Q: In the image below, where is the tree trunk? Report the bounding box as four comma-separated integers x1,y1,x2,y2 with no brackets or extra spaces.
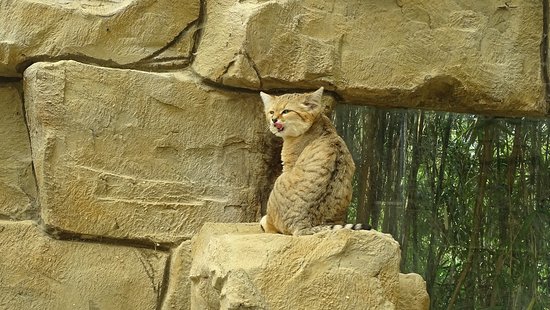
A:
400,112,424,271
356,109,378,226
371,112,387,229
381,115,397,233
388,113,406,238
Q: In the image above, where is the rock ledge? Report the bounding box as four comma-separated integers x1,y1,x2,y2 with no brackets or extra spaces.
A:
190,223,429,310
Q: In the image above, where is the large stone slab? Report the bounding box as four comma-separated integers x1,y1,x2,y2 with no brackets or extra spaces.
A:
24,60,272,244
0,220,168,309
193,0,547,116
190,223,429,310
0,83,37,220
0,0,200,77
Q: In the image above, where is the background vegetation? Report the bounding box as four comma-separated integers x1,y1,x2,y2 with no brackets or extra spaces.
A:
334,105,550,309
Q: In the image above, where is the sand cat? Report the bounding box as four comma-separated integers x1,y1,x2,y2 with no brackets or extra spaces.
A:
260,87,368,235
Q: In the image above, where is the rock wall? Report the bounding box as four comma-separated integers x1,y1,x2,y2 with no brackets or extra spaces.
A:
1,0,547,308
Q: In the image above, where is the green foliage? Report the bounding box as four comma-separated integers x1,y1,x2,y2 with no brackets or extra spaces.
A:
334,105,550,310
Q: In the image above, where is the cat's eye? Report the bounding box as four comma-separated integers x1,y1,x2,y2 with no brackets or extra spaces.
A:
281,109,290,115
269,111,274,115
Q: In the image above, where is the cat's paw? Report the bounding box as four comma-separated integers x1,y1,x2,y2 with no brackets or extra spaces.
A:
260,215,279,233
260,215,268,232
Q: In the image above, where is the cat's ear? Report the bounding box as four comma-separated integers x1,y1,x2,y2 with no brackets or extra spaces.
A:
303,87,324,112
310,87,324,103
260,91,273,110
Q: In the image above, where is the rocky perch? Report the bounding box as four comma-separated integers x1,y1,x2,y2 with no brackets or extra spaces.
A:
189,223,429,310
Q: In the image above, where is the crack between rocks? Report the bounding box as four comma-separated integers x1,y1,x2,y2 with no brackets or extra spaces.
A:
189,0,207,65
217,58,237,82
242,50,263,89
191,67,340,99
138,19,200,62
541,0,550,112
129,58,191,71
0,76,22,83
16,84,42,222
217,50,263,88
156,251,173,310
136,251,159,293
189,67,259,94
39,223,176,251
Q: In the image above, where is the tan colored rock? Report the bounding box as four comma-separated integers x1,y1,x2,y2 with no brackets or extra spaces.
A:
24,60,273,244
147,23,200,70
399,273,430,310
193,0,546,116
161,240,192,310
0,0,200,77
0,220,168,309
163,224,267,310
190,223,407,310
0,83,37,220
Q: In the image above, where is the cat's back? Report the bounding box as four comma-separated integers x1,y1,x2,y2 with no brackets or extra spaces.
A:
293,116,355,224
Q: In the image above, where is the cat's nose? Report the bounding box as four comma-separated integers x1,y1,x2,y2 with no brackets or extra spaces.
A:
272,118,278,123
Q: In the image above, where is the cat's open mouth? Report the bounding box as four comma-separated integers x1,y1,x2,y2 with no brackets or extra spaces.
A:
274,122,284,132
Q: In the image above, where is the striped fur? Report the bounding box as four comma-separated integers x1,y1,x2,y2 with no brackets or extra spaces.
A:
259,87,369,236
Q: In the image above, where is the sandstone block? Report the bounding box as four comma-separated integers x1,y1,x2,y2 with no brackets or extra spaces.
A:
0,83,37,220
0,0,200,77
0,220,168,310
163,224,267,310
399,273,430,310
24,60,272,244
190,223,428,310
193,0,547,116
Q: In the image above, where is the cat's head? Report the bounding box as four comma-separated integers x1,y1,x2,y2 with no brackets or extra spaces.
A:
260,87,324,138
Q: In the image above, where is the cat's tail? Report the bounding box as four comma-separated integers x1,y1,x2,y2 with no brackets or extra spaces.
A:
294,223,372,236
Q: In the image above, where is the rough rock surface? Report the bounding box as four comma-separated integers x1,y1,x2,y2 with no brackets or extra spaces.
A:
161,240,192,310
193,0,547,116
0,0,200,77
0,220,168,310
190,223,429,310
399,273,430,310
0,84,37,220
24,60,272,244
